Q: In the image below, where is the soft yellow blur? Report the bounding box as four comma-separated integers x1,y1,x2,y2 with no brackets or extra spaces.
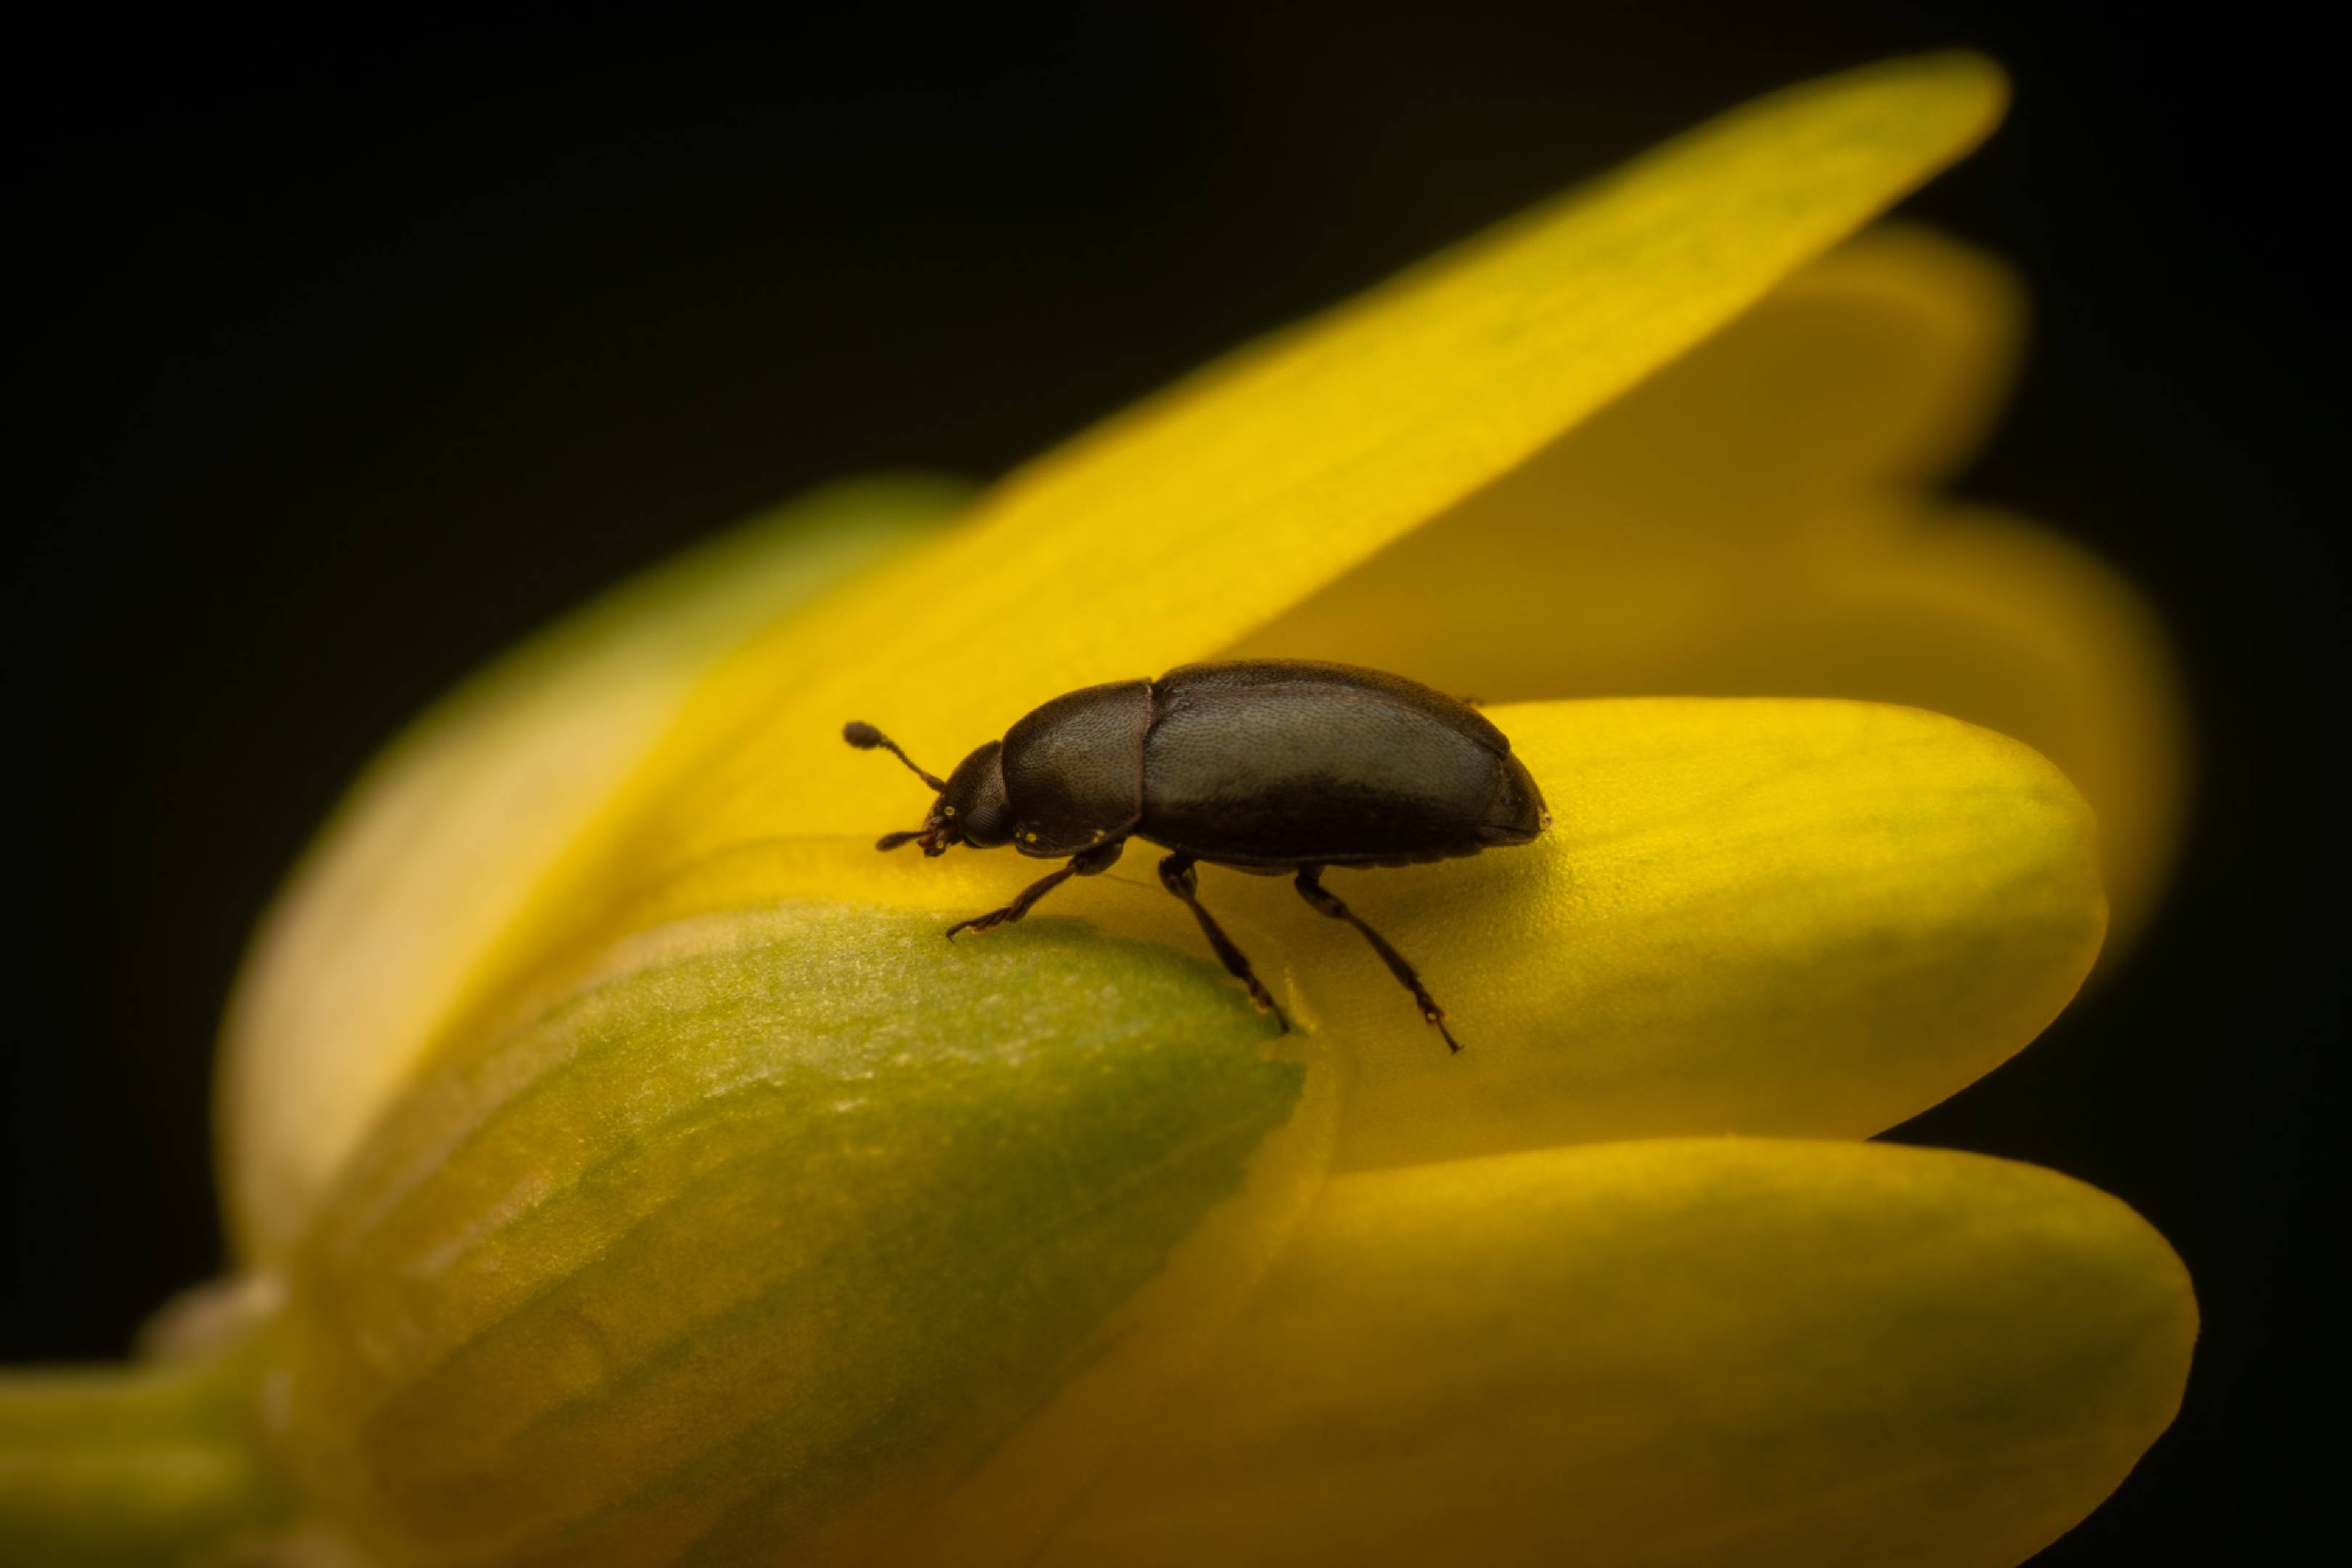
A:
1040,1138,2197,1568
1236,226,2186,952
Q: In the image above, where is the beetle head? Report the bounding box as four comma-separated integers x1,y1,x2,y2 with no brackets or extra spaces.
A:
845,722,1010,854
922,740,1012,852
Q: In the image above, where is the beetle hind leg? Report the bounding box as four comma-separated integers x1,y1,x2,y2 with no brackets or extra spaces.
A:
1293,865,1461,1051
946,839,1123,939
1156,854,1287,1030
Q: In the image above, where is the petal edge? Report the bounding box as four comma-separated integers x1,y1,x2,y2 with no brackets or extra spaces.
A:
1042,1138,2194,1568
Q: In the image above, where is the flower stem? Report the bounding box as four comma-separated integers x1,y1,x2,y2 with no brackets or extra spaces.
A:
0,1331,294,1565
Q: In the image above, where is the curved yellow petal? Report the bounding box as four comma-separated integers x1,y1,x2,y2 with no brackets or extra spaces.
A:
1789,224,2025,488
1701,502,2187,957
450,55,2007,1053
1236,481,2181,957
1039,1138,2196,1568
217,478,971,1262
271,902,1334,1568
551,698,2100,1169
1304,699,2097,1170
1233,226,2179,953
1231,221,2022,637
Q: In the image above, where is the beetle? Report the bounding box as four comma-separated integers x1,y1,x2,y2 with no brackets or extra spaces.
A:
844,658,1549,1050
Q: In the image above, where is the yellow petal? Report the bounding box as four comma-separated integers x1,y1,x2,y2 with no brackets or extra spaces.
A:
1786,223,2024,486
1226,221,2023,597
1230,222,2020,640
271,902,1335,1568
451,55,2007,1047
551,698,2100,1170
1271,698,2099,1170
218,478,970,1262
1040,1138,2196,1568
1235,229,2184,955
1689,499,2186,957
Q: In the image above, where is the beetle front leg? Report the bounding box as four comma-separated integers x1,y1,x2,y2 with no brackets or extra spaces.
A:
945,838,1124,939
1293,865,1461,1052
1156,854,1287,1029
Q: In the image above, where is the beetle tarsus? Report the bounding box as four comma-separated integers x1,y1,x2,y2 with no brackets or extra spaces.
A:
1294,865,1463,1052
1157,853,1284,1025
943,910,1001,940
946,840,1125,941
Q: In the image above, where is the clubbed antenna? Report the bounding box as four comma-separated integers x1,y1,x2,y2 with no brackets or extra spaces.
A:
842,721,949,792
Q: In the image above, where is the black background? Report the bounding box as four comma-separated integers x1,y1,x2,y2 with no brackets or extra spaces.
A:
5,4,2336,1561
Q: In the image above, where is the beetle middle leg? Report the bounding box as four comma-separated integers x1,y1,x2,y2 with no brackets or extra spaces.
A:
1156,854,1287,1029
1293,865,1461,1052
946,838,1124,939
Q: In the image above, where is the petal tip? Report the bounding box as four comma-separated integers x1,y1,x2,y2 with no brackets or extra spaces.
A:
1887,46,2012,125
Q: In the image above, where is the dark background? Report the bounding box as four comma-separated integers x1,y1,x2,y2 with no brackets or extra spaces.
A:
5,3,2335,1561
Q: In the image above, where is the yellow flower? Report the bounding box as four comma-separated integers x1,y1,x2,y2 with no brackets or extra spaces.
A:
1,53,2193,1568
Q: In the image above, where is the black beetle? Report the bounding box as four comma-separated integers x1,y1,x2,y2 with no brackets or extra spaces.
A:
844,658,1549,1050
